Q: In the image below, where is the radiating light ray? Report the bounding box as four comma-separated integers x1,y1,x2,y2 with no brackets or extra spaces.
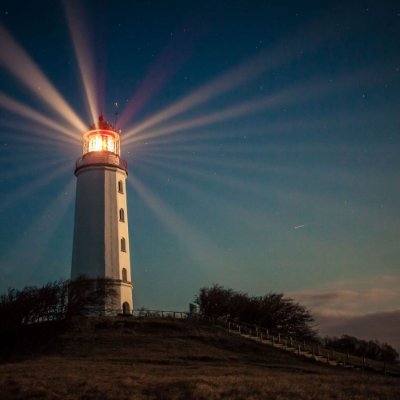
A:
0,161,72,212
0,93,81,142
139,162,280,231
130,128,255,151
136,164,342,283
138,156,391,235
122,15,353,139
140,148,391,197
0,132,78,152
135,163,357,288
128,173,226,269
0,125,79,150
136,145,395,190
130,98,400,157
130,106,389,150
0,150,69,166
125,71,374,146
134,140,323,162
64,0,98,125
0,25,86,132
0,157,71,183
120,10,368,139
136,142,267,158
138,151,275,178
136,145,274,173
1,122,79,149
139,153,389,216
1,179,75,281
130,132,258,154
141,140,399,158
138,156,269,200
125,94,278,143
118,17,204,126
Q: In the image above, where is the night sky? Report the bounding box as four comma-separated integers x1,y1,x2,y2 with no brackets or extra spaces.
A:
0,1,399,347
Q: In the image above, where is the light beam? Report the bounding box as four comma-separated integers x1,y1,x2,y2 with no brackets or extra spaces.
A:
125,71,374,146
0,24,86,132
0,161,72,212
64,0,98,125
128,173,226,270
0,93,81,142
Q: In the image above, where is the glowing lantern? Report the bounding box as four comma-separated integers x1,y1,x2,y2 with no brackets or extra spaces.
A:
82,115,120,156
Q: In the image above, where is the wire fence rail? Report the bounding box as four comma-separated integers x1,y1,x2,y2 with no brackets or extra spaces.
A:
217,319,400,377
132,309,189,319
126,310,400,377
15,307,399,377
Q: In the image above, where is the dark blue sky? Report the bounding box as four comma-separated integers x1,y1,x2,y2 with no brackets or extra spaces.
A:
0,0,399,336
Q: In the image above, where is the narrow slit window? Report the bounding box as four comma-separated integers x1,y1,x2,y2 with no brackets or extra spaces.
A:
118,180,124,194
121,237,126,252
119,208,125,222
122,268,127,282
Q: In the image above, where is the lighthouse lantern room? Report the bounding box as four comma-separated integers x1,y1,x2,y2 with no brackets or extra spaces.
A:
71,115,133,315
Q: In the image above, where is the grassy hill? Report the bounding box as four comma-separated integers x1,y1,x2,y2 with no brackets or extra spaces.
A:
0,317,399,399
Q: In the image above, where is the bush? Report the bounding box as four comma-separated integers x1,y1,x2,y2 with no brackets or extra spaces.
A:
196,284,317,340
0,277,117,327
323,335,399,363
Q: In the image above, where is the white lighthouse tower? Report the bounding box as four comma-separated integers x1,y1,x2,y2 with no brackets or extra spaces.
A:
71,115,133,314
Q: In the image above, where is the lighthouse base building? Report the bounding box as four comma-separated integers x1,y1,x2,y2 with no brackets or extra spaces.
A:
71,116,133,315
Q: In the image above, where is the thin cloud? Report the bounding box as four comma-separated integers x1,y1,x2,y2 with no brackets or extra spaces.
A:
315,309,400,351
290,275,400,316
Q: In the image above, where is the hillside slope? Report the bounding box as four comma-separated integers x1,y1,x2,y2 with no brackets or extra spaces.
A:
0,317,398,400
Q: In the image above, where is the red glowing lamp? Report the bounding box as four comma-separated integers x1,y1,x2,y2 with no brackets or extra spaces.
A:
82,115,120,156
75,115,127,173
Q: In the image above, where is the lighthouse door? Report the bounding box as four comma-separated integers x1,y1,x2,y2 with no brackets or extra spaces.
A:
122,302,130,315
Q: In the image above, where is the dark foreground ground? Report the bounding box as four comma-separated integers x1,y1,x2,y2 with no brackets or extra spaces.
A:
0,317,399,400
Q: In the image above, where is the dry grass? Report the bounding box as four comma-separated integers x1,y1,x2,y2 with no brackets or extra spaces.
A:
0,318,398,399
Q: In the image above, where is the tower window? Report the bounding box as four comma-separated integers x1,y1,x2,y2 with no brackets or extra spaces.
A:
121,237,126,252
118,180,124,194
122,268,128,282
119,208,125,222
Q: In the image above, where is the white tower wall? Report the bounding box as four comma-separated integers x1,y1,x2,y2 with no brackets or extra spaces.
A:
72,163,133,313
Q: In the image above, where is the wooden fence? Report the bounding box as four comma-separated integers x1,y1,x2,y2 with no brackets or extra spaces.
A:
126,310,400,377
132,309,189,319
12,304,399,377
221,319,400,377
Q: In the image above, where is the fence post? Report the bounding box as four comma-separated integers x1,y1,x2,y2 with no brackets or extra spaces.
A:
346,353,350,366
266,329,269,339
260,332,263,342
238,325,241,334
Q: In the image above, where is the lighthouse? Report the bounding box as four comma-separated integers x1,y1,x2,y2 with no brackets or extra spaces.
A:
71,115,133,315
